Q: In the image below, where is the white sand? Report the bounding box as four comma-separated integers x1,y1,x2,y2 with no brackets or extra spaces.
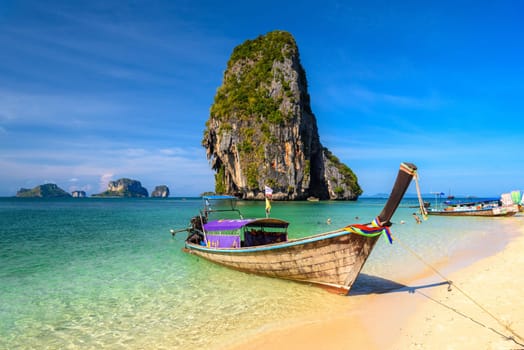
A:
226,216,524,350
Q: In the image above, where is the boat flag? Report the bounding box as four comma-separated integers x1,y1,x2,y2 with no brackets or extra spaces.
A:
511,190,521,204
264,186,272,217
501,193,513,206
264,185,273,198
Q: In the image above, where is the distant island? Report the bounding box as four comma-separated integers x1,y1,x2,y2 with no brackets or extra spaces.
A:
15,180,170,198
151,185,170,198
93,178,149,198
72,191,87,198
16,184,72,198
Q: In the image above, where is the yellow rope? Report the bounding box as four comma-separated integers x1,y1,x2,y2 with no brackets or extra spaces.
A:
392,234,524,345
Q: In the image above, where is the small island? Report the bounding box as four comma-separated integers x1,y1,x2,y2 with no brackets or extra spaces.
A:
14,180,168,198
16,184,72,198
72,191,86,198
93,178,149,198
151,185,170,198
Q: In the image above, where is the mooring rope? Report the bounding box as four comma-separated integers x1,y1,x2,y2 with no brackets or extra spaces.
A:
392,233,524,346
413,172,428,219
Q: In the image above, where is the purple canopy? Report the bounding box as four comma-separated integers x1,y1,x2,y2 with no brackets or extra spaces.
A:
203,219,255,232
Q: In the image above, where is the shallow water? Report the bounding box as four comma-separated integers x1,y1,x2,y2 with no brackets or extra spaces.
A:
0,197,519,349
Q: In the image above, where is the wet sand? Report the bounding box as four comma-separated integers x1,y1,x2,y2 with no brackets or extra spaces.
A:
225,216,524,350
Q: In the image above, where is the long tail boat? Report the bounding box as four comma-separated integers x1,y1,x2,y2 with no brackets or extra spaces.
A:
426,199,518,217
175,162,418,295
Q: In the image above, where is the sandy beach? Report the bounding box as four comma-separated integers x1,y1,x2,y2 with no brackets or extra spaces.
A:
226,215,524,350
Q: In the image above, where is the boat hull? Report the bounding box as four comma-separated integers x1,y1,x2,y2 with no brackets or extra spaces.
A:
184,230,380,295
427,207,518,217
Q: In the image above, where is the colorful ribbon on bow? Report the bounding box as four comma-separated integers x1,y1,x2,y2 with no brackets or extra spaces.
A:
343,216,394,244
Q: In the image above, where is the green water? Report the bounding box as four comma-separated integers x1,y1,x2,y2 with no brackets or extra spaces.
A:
0,197,519,349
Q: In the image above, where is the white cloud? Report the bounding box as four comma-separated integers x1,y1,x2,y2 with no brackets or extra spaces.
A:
99,173,114,192
159,148,188,156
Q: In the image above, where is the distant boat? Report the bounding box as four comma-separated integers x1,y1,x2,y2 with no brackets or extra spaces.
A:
307,196,319,202
172,162,419,295
427,198,518,217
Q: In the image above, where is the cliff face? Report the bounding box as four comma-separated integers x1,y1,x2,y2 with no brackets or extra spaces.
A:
203,30,361,200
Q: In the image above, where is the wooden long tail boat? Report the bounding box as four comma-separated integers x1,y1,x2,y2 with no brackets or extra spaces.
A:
427,199,518,217
177,162,418,295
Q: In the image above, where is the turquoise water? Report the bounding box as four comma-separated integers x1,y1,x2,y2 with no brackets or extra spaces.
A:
0,197,520,349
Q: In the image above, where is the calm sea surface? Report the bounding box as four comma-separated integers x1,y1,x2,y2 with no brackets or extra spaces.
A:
0,197,520,349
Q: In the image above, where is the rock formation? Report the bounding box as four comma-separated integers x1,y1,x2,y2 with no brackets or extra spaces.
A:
16,184,72,198
93,178,148,198
202,30,361,200
151,185,170,198
72,190,86,198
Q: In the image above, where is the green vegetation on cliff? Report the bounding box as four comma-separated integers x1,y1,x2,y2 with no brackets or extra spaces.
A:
208,30,296,127
323,148,363,197
214,164,227,194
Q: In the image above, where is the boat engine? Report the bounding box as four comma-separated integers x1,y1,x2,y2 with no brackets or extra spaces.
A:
187,215,206,244
190,215,206,231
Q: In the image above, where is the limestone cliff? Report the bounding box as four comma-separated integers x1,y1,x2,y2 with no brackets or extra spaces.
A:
94,178,148,198
202,30,362,200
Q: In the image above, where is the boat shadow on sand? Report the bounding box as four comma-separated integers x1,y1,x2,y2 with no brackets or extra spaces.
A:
349,273,449,296
350,274,524,347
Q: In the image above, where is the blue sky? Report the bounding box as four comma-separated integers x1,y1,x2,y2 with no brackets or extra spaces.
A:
1,1,523,197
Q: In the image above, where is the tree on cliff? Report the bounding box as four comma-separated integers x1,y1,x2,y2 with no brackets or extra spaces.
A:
202,30,362,200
